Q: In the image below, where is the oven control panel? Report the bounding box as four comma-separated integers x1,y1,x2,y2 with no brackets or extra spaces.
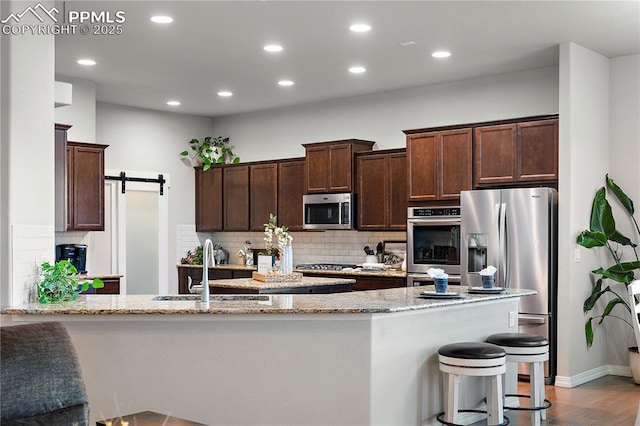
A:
410,207,460,217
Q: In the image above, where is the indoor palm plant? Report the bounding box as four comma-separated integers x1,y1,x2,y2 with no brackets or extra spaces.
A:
576,175,639,381
37,260,104,303
180,136,240,170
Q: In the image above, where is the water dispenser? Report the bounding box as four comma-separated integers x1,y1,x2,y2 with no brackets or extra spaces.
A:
466,233,487,273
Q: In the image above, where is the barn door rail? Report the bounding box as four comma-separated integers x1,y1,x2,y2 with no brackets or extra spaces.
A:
105,171,166,195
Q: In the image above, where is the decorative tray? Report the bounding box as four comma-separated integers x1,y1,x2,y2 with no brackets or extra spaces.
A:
252,271,303,282
467,287,505,294
418,291,464,299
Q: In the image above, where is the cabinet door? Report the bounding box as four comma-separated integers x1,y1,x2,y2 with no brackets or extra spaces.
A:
473,124,517,187
357,154,389,230
250,164,278,231
329,144,352,192
195,167,222,231
278,160,305,231
223,166,249,230
95,278,120,294
388,152,407,230
517,119,558,182
407,133,438,201
439,129,472,200
69,144,105,230
305,146,329,193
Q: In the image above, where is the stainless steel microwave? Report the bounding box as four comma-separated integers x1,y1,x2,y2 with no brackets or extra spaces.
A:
303,193,354,230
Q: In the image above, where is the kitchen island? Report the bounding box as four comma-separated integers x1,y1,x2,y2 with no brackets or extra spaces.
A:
1,286,534,425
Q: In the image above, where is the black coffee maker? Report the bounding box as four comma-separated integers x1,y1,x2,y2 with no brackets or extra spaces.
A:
55,244,87,274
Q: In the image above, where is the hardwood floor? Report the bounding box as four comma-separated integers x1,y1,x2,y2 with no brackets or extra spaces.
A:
504,375,639,425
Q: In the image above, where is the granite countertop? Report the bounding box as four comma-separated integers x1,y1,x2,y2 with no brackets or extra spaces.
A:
79,274,123,280
177,263,257,271
1,287,535,315
208,276,354,290
295,268,406,278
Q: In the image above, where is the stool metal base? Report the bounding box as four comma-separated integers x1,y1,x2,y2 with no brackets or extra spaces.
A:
504,393,552,411
436,410,510,426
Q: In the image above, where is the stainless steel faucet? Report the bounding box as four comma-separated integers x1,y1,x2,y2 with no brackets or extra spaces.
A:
201,239,215,302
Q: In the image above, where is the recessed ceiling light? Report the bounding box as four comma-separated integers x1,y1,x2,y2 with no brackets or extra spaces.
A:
400,41,416,46
217,91,233,97
263,44,283,53
150,16,173,24
349,23,371,33
77,59,96,66
166,100,180,106
432,51,451,58
278,80,294,87
349,66,366,74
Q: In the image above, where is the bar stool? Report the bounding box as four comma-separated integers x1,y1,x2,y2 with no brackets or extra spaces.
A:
437,342,509,426
485,333,552,426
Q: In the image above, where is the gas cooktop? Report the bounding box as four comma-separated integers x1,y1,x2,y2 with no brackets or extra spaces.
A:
295,263,357,271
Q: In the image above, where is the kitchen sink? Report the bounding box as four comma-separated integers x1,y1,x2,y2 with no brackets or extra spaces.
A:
153,295,271,302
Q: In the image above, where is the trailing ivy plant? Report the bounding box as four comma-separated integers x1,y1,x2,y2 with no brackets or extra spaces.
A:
180,136,240,170
576,175,640,347
37,260,104,303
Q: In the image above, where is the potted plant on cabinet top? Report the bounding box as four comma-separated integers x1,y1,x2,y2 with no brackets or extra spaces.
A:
37,260,104,303
576,175,640,382
180,136,240,170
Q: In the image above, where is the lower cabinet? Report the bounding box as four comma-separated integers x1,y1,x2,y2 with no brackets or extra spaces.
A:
177,266,253,294
301,273,406,291
81,277,121,294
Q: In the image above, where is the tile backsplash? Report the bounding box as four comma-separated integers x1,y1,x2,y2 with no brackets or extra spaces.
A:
11,225,55,304
177,225,406,266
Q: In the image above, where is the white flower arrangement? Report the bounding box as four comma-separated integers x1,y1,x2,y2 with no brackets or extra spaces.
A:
264,213,292,256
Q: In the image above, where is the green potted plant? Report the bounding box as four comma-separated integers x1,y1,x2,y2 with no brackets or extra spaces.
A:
180,136,240,170
37,260,104,303
576,175,640,382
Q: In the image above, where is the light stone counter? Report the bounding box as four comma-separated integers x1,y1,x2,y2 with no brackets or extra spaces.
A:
207,275,354,292
294,267,407,278
1,286,533,315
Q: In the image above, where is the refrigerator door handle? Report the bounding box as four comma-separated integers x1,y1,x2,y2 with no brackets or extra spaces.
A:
499,202,507,287
519,315,547,324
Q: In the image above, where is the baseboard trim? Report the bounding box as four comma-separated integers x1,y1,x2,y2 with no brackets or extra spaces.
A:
554,364,631,388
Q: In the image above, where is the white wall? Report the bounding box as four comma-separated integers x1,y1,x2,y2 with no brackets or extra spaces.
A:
213,67,559,161
96,103,214,292
54,76,97,141
0,1,55,305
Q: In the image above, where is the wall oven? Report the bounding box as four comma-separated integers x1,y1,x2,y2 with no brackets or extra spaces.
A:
407,206,461,286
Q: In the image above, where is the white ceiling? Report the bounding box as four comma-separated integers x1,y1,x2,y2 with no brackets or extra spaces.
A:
54,1,640,118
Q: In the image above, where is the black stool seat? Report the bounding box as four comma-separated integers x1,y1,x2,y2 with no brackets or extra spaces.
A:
438,342,505,359
486,333,548,347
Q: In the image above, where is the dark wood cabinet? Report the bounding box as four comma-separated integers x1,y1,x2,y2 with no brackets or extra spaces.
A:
95,278,120,294
250,163,278,231
66,141,107,231
304,139,375,193
406,129,472,202
177,266,253,294
277,159,306,231
195,167,223,231
223,165,250,230
301,272,406,291
55,124,107,232
356,150,407,230
474,118,558,187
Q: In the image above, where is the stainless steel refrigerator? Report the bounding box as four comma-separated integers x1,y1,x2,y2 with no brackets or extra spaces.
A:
460,187,557,382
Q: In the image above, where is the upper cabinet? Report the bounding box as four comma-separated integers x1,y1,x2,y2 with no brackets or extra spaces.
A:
473,118,558,187
249,163,278,231
223,165,250,231
406,129,472,202
55,124,107,232
356,149,407,230
303,139,375,193
195,167,223,232
277,159,306,231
